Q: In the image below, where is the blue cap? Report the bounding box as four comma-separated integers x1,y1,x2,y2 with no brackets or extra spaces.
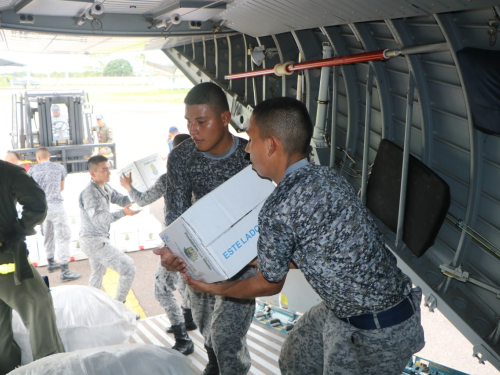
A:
169,126,179,133
96,114,104,120
51,104,60,112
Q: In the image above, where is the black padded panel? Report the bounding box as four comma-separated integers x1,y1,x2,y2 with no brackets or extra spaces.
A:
366,139,450,257
457,48,500,135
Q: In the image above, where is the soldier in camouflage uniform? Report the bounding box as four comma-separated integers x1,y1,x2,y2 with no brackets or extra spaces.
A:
29,148,80,281
79,155,139,303
120,133,196,356
180,97,425,375
154,82,255,375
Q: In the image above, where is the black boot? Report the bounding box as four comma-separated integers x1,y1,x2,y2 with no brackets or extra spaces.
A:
60,263,81,281
171,324,194,355
166,307,198,333
202,345,219,375
47,257,61,273
183,308,198,331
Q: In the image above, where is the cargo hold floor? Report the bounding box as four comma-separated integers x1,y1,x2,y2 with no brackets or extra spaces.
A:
130,314,284,374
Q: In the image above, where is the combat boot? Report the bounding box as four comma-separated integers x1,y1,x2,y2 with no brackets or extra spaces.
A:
202,345,220,375
166,307,198,333
171,324,194,355
60,263,81,282
47,257,61,273
183,308,198,331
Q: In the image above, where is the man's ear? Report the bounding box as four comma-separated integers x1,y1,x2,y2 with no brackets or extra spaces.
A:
221,110,232,127
267,136,278,157
89,170,95,178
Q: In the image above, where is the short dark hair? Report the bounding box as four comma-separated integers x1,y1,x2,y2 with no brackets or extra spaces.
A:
88,155,108,171
252,97,313,155
172,133,191,148
184,82,229,115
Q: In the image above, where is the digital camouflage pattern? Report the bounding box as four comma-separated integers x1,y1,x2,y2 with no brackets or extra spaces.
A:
129,173,167,223
258,161,412,318
166,137,254,374
129,174,187,325
42,202,71,264
79,180,130,238
80,237,136,302
165,137,249,225
279,288,425,375
29,161,72,264
190,266,257,375
79,180,135,301
154,261,185,325
29,161,67,203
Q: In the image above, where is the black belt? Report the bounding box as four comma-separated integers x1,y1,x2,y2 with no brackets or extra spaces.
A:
340,296,415,330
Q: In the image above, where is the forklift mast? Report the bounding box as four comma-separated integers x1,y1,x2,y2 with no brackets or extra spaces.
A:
10,90,116,172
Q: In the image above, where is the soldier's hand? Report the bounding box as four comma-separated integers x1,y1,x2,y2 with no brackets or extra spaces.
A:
182,273,213,293
153,246,187,273
123,203,141,216
120,173,133,191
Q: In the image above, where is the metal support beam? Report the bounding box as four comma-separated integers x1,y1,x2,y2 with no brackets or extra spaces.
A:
386,19,434,166
395,74,415,251
361,67,373,205
435,13,483,267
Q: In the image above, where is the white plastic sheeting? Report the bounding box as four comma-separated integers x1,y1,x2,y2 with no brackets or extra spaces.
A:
8,344,197,375
12,285,137,365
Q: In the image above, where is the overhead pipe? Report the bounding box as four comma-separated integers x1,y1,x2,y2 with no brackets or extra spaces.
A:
225,42,449,80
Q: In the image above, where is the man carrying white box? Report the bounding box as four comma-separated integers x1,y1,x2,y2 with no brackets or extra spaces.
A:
154,82,255,375
160,97,425,375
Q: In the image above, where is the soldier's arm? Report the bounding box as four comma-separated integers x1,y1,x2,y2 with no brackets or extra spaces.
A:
109,185,131,207
11,167,47,236
165,151,192,226
129,174,165,207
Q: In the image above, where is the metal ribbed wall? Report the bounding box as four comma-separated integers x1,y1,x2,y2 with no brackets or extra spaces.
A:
165,5,500,369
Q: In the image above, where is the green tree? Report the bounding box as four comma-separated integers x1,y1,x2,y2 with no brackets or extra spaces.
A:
103,59,133,76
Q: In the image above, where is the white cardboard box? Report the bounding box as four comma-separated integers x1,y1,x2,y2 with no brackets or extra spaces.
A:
119,153,166,192
159,166,275,283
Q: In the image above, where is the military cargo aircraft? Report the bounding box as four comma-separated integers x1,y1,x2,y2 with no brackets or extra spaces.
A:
1,0,500,373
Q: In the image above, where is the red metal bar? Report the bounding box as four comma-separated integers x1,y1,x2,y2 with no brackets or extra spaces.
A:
226,49,388,80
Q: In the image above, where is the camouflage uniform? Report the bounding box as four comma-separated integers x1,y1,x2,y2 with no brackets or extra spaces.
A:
29,161,71,264
79,179,136,302
257,159,425,374
129,173,188,326
166,137,255,374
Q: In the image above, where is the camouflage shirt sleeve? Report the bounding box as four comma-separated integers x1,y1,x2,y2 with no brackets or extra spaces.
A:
257,213,295,283
107,184,131,207
129,173,166,207
165,149,193,225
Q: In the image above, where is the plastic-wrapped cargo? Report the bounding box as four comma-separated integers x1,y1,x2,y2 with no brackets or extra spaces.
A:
7,344,197,375
12,285,137,365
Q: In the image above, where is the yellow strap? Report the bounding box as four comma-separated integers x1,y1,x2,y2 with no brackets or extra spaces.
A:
0,263,15,274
